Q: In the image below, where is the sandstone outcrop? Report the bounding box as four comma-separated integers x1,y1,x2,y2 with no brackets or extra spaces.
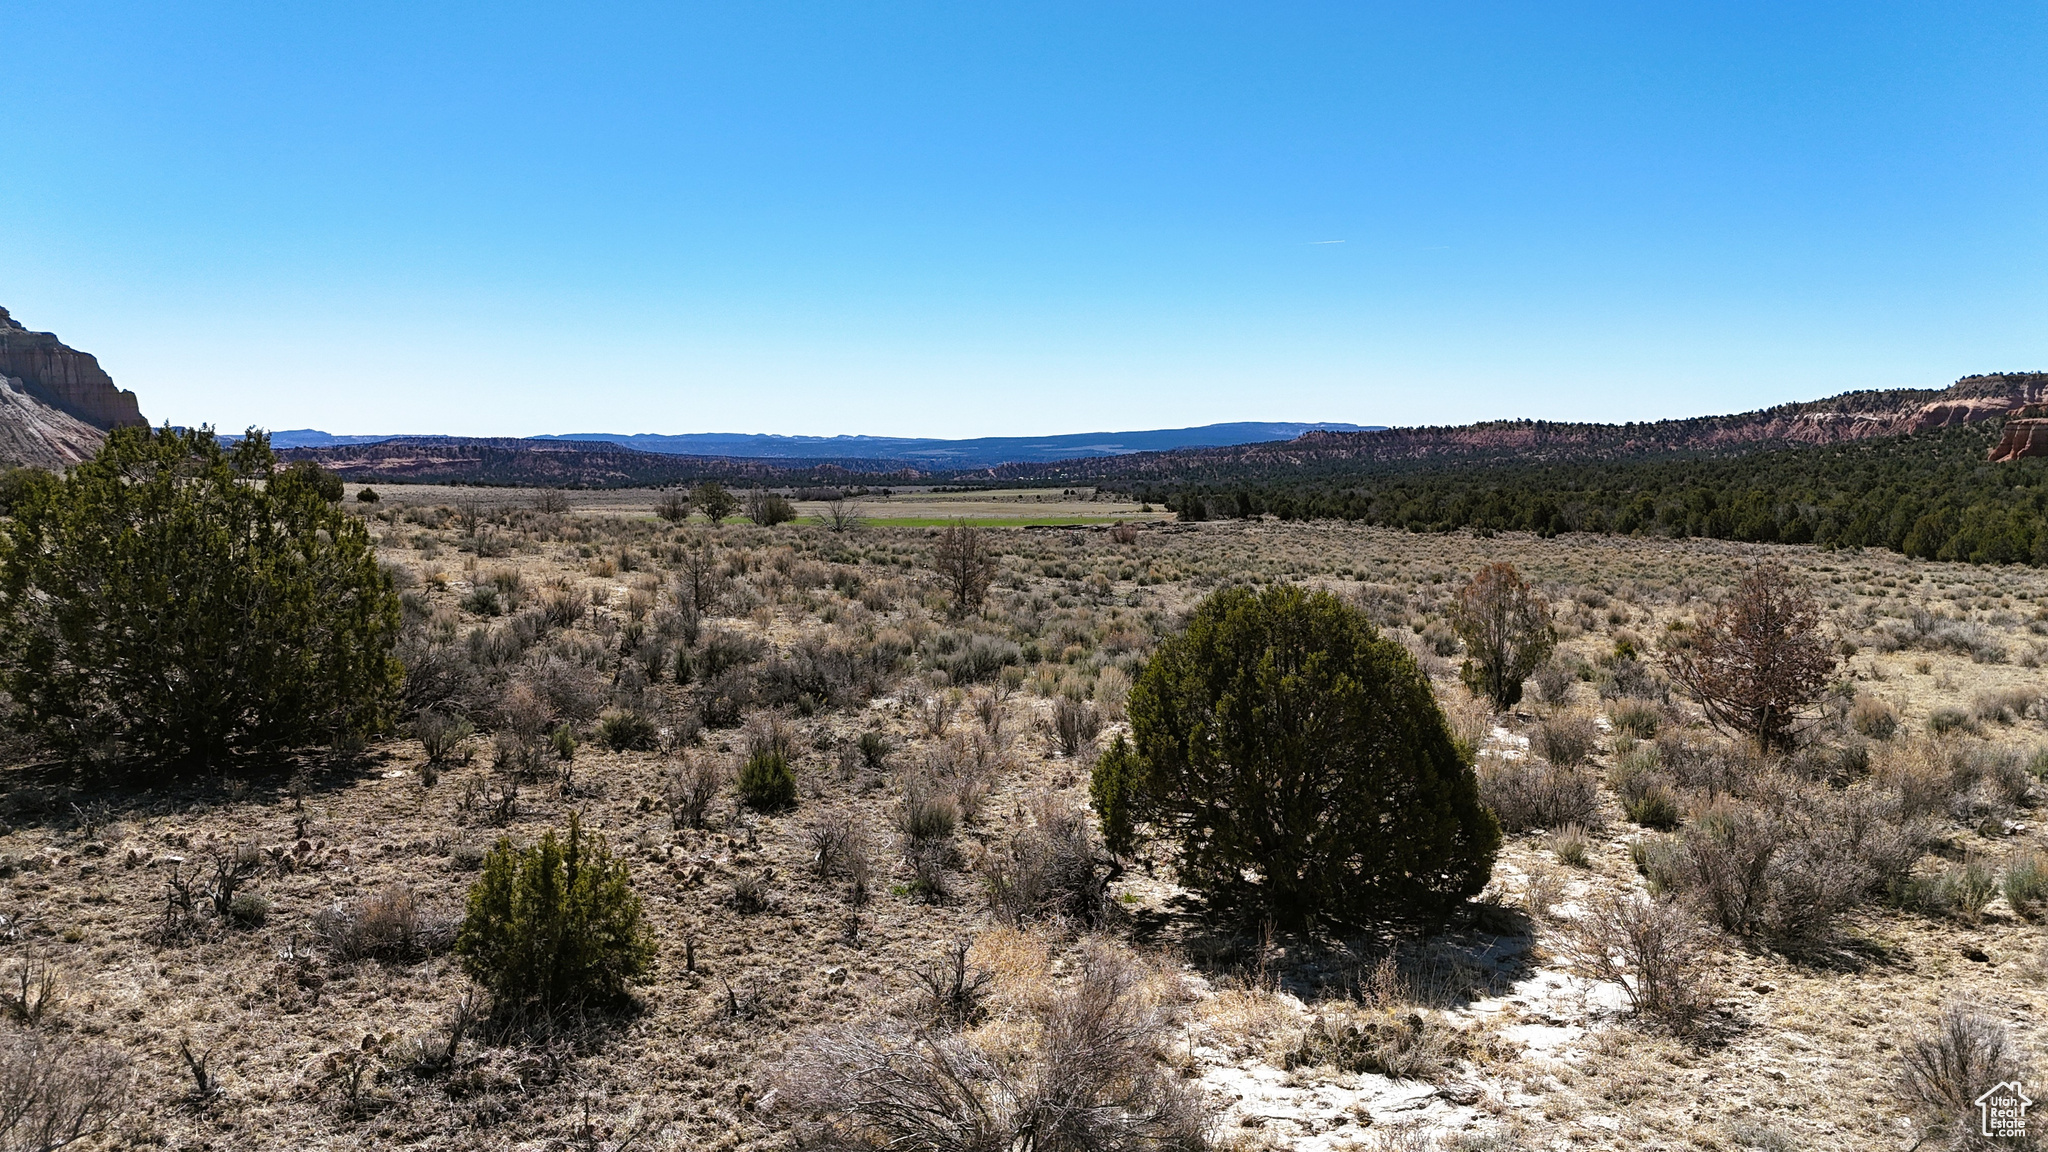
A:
0,306,145,430
1989,417,2048,462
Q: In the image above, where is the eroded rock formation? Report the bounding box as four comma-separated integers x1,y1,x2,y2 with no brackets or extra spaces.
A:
0,374,107,469
1989,417,2048,462
0,306,145,430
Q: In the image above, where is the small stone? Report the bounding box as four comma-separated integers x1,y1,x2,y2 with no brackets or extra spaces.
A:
824,966,847,985
1440,1082,1484,1105
1753,982,1775,994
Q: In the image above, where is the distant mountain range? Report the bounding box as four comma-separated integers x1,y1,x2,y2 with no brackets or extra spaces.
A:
8,301,2046,497
260,422,1373,466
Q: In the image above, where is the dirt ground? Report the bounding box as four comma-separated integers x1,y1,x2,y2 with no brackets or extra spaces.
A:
2,499,2043,1151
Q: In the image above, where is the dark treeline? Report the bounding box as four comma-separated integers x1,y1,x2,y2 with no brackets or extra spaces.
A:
1132,421,2048,566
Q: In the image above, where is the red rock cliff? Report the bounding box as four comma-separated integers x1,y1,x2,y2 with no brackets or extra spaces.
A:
0,307,145,430
1989,417,2048,462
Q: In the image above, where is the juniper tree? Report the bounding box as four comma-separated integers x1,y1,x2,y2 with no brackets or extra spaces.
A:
1451,561,1555,710
0,426,401,765
1103,585,1499,928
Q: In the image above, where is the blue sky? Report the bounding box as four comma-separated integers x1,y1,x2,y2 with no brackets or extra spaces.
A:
4,2,2043,438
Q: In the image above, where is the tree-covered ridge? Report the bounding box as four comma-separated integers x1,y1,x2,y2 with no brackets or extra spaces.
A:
1140,420,2048,566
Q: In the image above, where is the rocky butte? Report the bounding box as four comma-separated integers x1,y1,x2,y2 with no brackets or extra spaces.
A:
0,306,148,469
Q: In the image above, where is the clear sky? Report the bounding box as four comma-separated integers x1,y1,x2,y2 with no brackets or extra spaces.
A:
4,3,2043,438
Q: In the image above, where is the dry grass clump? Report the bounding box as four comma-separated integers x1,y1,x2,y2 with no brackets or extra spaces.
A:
1607,742,1683,829
1532,713,1597,766
1634,784,1930,945
1606,700,1659,740
1896,1004,2034,1147
1531,662,1575,707
1283,1007,1470,1082
1438,691,1494,758
315,885,451,962
896,779,961,903
1477,757,1604,833
2002,849,2048,919
979,795,1116,928
1546,823,1592,867
0,1027,132,1150
1567,892,1716,1030
1050,695,1102,759
1521,860,1563,919
1280,955,1476,1082
1850,695,1900,740
775,943,1208,1151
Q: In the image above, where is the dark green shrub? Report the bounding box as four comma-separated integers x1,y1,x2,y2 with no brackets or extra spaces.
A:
738,750,797,811
1089,733,1141,858
856,730,891,771
0,427,401,765
0,466,50,516
745,489,796,526
271,460,345,503
460,586,503,617
550,722,579,761
1117,585,1499,928
595,709,656,752
691,481,738,525
356,487,380,504
455,813,655,1009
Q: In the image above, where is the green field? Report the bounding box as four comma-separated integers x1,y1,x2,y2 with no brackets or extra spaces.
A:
856,514,1153,528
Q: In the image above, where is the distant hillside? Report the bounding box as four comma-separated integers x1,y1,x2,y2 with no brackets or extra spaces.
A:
530,421,1371,465
263,430,418,448
1129,419,2048,567
994,373,2048,484
269,375,2048,490
278,436,930,488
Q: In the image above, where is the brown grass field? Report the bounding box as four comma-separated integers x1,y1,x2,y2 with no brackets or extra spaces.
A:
2,486,2044,1151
